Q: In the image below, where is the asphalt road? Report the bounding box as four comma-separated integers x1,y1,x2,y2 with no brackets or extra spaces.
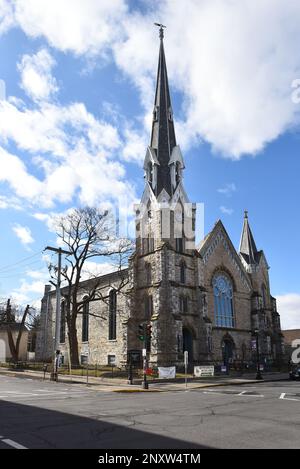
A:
0,375,300,449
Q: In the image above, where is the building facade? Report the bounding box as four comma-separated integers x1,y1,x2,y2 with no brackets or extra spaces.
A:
37,28,283,369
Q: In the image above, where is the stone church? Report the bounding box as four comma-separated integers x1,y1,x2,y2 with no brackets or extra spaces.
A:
36,28,283,369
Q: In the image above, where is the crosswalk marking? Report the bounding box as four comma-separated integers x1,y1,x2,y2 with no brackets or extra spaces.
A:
0,437,27,449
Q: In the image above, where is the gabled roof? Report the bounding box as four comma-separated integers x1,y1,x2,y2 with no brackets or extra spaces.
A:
199,219,252,292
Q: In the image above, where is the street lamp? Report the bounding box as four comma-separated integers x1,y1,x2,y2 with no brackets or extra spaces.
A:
254,330,263,380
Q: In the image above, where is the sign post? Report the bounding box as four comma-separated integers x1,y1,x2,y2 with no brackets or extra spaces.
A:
184,351,188,390
142,347,148,390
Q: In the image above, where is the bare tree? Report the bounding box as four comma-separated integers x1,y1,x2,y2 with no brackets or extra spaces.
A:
48,207,134,366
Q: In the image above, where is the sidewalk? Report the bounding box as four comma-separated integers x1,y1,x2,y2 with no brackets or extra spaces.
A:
0,366,289,392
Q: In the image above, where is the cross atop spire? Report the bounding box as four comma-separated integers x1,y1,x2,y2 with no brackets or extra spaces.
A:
154,22,166,40
239,210,259,265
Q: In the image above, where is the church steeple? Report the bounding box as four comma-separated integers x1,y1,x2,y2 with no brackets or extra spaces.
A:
144,24,184,198
239,210,259,265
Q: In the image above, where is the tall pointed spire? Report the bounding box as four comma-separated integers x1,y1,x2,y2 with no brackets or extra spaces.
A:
150,24,177,196
239,210,259,265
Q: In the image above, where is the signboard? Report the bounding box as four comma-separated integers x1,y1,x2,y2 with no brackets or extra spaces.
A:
194,366,215,377
221,365,227,373
158,366,176,379
127,350,141,367
184,351,188,366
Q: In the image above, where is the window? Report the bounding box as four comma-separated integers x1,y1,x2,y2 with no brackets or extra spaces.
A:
175,161,180,185
180,262,186,284
179,296,188,314
144,234,154,254
145,263,152,284
60,301,66,344
148,162,153,185
82,300,89,342
176,238,184,253
109,289,117,340
262,284,267,308
145,295,153,318
213,274,235,328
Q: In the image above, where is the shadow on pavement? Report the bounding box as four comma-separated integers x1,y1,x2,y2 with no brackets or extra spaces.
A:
0,400,209,449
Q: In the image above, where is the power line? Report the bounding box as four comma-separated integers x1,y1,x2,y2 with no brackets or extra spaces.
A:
0,250,44,274
0,260,45,278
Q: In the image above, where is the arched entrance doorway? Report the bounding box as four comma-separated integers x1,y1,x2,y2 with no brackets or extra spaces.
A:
183,328,193,361
222,335,235,366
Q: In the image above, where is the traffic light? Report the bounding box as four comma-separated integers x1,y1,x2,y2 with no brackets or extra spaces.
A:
138,323,145,341
146,322,152,339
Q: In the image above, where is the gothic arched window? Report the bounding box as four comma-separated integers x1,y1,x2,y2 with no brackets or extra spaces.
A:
148,162,153,185
82,299,89,342
262,284,267,308
179,295,188,314
145,262,152,285
213,274,234,328
144,295,153,319
180,261,186,284
109,289,117,340
60,301,66,344
175,161,181,185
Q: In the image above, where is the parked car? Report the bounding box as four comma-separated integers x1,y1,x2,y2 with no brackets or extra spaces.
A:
289,365,300,380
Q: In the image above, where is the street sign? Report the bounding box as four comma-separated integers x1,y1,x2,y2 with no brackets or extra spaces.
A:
184,351,188,366
142,348,147,357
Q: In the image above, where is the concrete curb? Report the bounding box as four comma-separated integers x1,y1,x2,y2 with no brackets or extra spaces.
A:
0,367,289,392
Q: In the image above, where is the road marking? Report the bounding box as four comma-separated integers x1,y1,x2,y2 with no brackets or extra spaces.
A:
0,438,27,449
279,393,300,402
238,391,264,397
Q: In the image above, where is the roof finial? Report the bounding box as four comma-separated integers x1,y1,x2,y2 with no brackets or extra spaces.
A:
244,210,248,219
154,22,166,40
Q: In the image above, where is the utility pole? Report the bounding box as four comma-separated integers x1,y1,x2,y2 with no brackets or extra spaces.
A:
45,246,71,380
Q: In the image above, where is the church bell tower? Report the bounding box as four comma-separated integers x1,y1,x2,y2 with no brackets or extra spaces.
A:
127,25,206,367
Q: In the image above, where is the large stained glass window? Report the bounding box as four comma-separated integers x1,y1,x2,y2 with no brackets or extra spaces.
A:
213,274,234,328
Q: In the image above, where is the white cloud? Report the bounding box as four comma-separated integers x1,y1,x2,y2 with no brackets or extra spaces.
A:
0,147,44,201
220,205,233,215
113,0,300,158
14,0,127,56
277,293,300,330
0,195,23,210
18,48,58,102
0,0,15,35
2,1,300,157
218,183,237,197
12,224,35,246
0,84,136,208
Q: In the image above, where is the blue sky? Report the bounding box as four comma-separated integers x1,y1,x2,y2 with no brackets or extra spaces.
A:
0,0,300,328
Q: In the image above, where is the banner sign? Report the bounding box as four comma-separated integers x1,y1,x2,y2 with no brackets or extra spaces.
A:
194,366,215,377
158,366,176,379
